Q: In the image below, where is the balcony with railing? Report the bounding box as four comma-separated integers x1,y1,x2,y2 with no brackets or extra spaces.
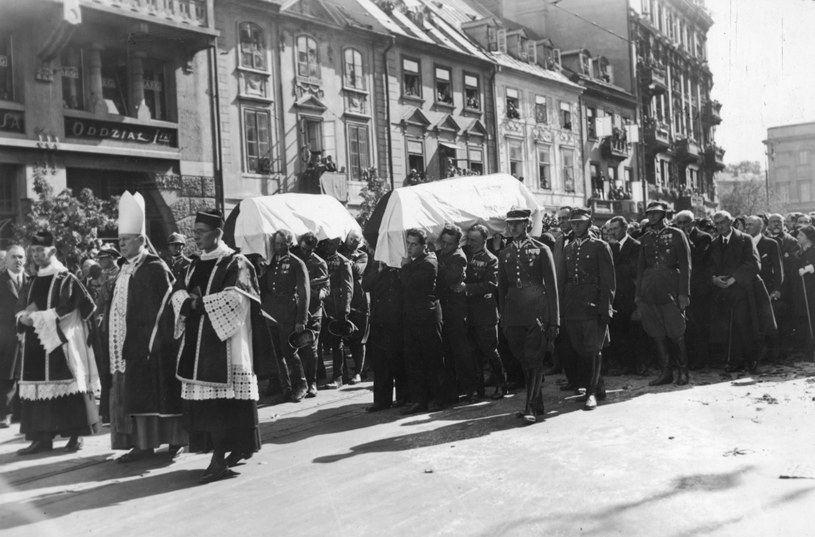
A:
674,137,702,163
644,118,671,152
600,131,631,162
81,0,213,30
701,100,722,125
640,60,668,94
704,143,726,171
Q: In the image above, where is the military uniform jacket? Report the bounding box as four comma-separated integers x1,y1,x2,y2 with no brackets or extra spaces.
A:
558,236,615,321
399,251,442,324
498,236,559,328
636,224,691,304
464,247,498,327
260,252,310,326
169,254,192,282
436,247,468,320
324,252,353,319
304,252,329,316
340,246,369,314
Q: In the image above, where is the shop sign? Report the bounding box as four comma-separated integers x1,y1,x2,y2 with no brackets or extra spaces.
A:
0,108,24,133
65,117,177,146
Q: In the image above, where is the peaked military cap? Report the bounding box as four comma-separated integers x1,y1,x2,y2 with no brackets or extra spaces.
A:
167,232,186,245
645,200,669,213
506,207,532,221
569,208,592,221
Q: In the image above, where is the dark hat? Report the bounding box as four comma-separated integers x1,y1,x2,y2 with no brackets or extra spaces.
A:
645,201,669,213
506,207,532,221
569,208,592,222
96,244,121,259
167,232,186,245
328,318,358,337
288,329,316,350
195,208,224,229
799,225,815,243
31,230,54,247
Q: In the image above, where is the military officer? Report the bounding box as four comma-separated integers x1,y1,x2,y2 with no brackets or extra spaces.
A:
636,201,691,386
165,233,191,281
557,208,615,410
298,232,329,397
464,224,507,399
260,229,310,402
498,208,559,424
319,238,353,388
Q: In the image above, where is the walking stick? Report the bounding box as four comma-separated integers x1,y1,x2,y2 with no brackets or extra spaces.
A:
801,273,815,348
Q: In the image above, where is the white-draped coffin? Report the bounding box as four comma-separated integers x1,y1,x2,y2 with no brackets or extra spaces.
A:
374,174,542,268
231,194,363,263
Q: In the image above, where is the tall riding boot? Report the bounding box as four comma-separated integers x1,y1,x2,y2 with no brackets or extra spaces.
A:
288,354,308,401
648,338,674,386
671,336,689,386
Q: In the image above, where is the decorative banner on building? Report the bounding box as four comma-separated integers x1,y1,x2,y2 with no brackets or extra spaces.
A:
596,116,613,137
626,124,640,143
65,117,177,147
0,108,24,133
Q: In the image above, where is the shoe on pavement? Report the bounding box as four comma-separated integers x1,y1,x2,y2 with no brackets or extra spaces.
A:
65,437,84,452
17,440,53,456
305,383,318,398
291,384,308,402
0,415,10,428
349,374,362,385
324,378,343,390
584,394,597,411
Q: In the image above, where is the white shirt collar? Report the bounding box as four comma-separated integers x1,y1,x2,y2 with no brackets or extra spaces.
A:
7,269,22,281
750,233,761,247
721,230,734,242
617,234,629,248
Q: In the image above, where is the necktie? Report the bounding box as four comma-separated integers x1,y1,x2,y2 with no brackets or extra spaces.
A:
12,273,20,292
612,243,621,255
722,237,728,248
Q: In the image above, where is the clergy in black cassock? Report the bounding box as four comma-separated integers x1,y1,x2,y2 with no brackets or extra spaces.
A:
170,209,275,483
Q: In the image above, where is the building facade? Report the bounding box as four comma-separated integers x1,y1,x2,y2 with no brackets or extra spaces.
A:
0,0,219,248
765,122,815,212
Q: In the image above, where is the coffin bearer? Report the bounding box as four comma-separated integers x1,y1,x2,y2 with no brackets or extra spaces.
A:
558,208,615,410
108,191,186,462
498,208,559,424
298,232,328,397
165,232,192,281
16,231,100,454
400,229,445,414
635,201,691,386
170,209,274,483
437,224,477,403
260,229,310,402
464,224,507,400
0,245,27,428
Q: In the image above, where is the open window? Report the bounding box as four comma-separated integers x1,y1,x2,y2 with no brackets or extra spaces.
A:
434,65,453,105
402,57,421,98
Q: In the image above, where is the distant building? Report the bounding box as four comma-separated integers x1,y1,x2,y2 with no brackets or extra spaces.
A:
765,122,815,212
0,0,219,248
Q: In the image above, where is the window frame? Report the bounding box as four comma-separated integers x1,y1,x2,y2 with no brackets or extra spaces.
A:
506,87,520,119
242,106,273,174
536,143,551,190
467,145,484,175
0,33,13,102
535,95,548,125
343,48,365,91
507,138,524,178
434,64,453,106
401,56,422,99
406,137,425,177
296,35,321,82
463,72,481,112
60,46,84,111
559,101,573,131
561,147,576,193
238,22,268,72
346,122,371,181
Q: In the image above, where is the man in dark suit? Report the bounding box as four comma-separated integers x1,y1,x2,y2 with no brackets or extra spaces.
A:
551,207,581,390
674,211,713,370
0,245,27,427
400,228,445,414
605,216,645,375
557,209,615,411
706,211,776,372
746,215,784,362
767,213,801,355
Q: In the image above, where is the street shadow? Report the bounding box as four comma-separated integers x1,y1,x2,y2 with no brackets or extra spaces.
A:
0,469,201,532
312,411,521,464
474,466,757,537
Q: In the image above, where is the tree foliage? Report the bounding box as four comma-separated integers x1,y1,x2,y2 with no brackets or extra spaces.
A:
724,160,762,177
356,167,390,228
718,178,786,216
13,170,118,269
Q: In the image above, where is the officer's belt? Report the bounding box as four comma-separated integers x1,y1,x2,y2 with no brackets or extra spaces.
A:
565,278,599,285
512,282,545,289
646,266,679,272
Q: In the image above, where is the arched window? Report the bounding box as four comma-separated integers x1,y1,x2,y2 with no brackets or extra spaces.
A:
344,48,364,90
296,35,320,80
239,22,267,71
